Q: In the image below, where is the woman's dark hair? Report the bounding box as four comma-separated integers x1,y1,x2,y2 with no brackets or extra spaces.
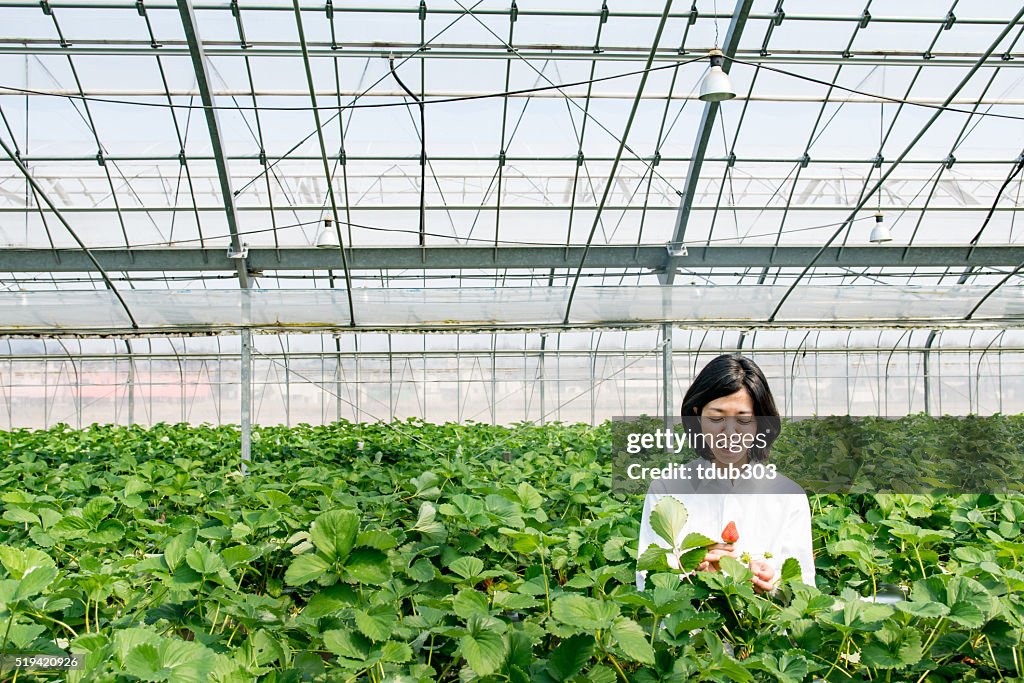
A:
680,354,781,462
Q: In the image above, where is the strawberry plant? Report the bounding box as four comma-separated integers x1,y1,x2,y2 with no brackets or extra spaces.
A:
0,417,1021,681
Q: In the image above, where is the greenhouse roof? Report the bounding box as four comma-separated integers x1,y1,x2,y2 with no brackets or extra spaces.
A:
1,0,1023,334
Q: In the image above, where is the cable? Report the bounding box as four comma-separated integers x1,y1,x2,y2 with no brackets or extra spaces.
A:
969,150,1024,246
0,59,702,113
73,213,875,251
3,55,1023,122
389,57,426,247
726,55,1024,122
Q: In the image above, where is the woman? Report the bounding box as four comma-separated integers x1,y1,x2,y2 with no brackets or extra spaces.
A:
636,354,815,592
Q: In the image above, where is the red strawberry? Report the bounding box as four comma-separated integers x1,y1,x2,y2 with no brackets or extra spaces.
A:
721,521,739,544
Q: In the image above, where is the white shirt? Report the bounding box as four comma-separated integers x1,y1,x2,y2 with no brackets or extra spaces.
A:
636,459,816,590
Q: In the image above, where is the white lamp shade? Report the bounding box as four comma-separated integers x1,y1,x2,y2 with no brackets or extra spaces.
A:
869,221,892,243
699,65,736,102
315,225,340,248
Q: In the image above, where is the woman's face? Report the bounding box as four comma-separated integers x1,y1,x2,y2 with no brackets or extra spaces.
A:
697,388,756,465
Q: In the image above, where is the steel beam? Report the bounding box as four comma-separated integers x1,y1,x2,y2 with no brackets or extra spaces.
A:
663,0,754,284
177,0,250,289
661,323,673,435
240,327,251,473
0,44,1020,68
0,1,1020,24
3,245,1023,272
3,153,1015,165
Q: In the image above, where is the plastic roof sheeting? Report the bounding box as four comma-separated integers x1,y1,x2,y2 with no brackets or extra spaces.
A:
1,1,1023,338
0,284,1018,333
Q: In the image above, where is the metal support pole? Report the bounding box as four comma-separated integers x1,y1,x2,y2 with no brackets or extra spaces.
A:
539,333,547,425
240,328,252,474
662,324,673,434
334,335,343,424
590,345,597,427
283,347,291,427
388,333,394,421
354,334,362,422
491,333,497,425
127,344,135,426
923,330,935,415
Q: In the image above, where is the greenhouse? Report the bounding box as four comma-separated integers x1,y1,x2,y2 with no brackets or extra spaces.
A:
0,1,1022,681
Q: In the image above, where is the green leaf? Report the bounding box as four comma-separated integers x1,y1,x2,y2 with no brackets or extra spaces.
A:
379,640,412,663
895,599,949,619
677,547,709,572
718,555,754,583
164,528,197,573
516,482,543,510
70,632,110,655
50,514,90,540
637,545,670,572
90,519,125,544
259,490,291,508
310,509,359,563
124,642,163,680
323,629,371,662
406,557,436,582
353,604,396,642
356,530,398,550
552,595,619,631
112,627,161,662
750,652,813,683
860,623,923,669
185,545,225,575
220,545,258,570
303,584,358,618
249,629,285,666
649,496,688,548
449,556,485,582
679,532,716,550
1,621,45,649
14,564,58,599
780,557,802,583
0,546,55,580
460,616,508,676
945,576,992,628
586,665,619,683
825,599,893,632
83,496,116,526
410,502,446,541
453,589,490,619
546,634,594,681
3,507,40,525
123,638,217,683
610,617,655,665
343,548,392,585
284,553,331,586
410,471,441,497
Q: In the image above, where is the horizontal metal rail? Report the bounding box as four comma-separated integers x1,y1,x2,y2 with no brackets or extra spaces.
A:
2,245,1023,272
0,2,1017,24
0,43,1018,68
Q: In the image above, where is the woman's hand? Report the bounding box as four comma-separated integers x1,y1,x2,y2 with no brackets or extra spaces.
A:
749,558,776,593
696,543,739,572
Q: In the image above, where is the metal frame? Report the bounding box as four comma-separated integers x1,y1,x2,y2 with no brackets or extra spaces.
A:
0,1,1021,420
2,244,1023,272
178,0,255,467
663,0,754,284
766,5,1024,322
3,337,1022,428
